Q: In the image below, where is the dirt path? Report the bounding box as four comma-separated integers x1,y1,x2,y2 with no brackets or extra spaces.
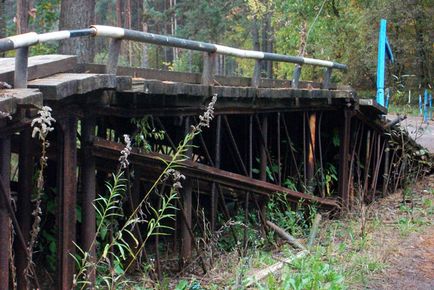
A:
368,226,434,289
366,174,434,290
388,114,434,153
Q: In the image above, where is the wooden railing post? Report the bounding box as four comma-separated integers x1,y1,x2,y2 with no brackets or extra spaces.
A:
251,59,262,88
201,52,216,86
14,47,29,88
106,39,122,74
322,68,333,89
292,64,302,89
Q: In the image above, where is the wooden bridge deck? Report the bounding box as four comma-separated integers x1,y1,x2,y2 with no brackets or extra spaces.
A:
1,54,431,289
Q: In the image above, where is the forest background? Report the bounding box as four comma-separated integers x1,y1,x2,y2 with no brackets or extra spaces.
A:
1,0,432,101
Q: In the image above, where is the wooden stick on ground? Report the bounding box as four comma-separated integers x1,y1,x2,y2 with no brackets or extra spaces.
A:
266,220,307,251
308,213,322,248
245,250,308,287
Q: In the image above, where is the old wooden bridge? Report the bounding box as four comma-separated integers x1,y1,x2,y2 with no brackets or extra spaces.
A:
0,26,431,289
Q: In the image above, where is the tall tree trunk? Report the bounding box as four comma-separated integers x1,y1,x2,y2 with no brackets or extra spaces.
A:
125,0,132,65
252,16,261,51
142,22,149,68
0,0,6,57
116,0,122,27
59,0,96,63
16,0,30,34
414,7,431,87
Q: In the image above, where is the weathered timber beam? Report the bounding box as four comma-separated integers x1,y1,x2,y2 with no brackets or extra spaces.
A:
91,138,338,208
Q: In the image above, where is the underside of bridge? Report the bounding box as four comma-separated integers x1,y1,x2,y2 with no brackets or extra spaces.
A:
0,55,432,289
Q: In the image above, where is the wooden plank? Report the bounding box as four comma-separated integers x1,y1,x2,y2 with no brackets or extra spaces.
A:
129,79,353,101
0,55,77,85
28,73,117,100
0,93,16,115
359,98,387,115
80,63,337,89
0,88,42,115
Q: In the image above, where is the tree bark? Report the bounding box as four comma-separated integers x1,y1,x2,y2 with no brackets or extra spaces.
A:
16,0,30,34
58,0,96,63
0,0,5,56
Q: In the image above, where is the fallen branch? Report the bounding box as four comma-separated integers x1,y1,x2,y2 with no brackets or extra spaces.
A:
266,220,306,251
245,250,308,287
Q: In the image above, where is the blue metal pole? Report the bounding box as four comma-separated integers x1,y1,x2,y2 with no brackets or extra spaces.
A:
423,89,428,123
376,19,387,107
385,88,390,108
429,93,432,119
419,95,423,116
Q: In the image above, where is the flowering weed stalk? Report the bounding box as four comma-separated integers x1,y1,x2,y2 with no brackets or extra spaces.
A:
25,106,55,285
73,94,218,288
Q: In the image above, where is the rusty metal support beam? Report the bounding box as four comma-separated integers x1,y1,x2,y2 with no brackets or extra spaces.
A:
80,115,96,286
382,143,390,196
277,113,281,185
16,128,33,290
222,115,248,174
307,112,317,186
338,109,352,210
259,115,268,182
0,137,11,290
211,116,221,232
56,114,77,290
92,138,338,207
280,114,302,182
180,117,192,263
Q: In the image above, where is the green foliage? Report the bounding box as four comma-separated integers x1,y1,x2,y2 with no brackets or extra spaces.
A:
323,163,338,196
217,210,264,252
270,252,345,290
131,116,165,152
266,192,317,238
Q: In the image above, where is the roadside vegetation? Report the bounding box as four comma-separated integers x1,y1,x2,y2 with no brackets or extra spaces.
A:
171,178,434,289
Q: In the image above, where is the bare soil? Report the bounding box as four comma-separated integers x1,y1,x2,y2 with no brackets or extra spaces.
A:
366,174,434,290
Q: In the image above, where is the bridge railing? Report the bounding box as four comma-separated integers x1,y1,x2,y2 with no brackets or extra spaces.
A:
0,25,347,90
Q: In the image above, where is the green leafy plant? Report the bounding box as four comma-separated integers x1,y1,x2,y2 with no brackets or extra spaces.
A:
131,116,165,152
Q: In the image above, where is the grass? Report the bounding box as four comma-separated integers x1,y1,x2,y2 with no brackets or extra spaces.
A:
171,176,434,289
388,103,422,117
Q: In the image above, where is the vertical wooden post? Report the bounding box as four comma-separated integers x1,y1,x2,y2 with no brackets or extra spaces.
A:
80,115,96,286
338,109,352,210
382,144,390,197
202,52,216,86
16,128,33,290
210,115,221,232
277,113,281,186
14,47,29,88
0,137,11,290
259,115,268,181
56,114,77,290
322,68,333,90
292,65,302,89
106,39,122,75
180,117,192,263
251,60,262,88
